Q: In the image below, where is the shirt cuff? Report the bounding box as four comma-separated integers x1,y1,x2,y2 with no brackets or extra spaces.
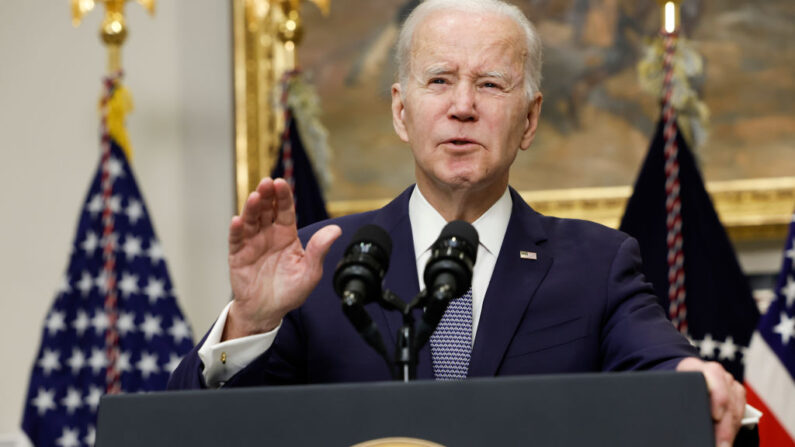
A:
197,301,281,388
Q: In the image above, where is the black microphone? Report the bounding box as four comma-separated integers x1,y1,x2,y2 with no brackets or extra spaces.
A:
414,220,479,350
333,224,392,358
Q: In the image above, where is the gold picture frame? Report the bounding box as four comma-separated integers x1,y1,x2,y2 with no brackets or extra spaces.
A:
233,0,795,242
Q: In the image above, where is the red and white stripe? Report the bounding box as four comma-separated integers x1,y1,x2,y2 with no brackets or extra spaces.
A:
745,332,795,446
100,71,122,395
661,31,688,335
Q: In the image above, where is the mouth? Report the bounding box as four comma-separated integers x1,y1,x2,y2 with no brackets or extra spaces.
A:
443,138,479,146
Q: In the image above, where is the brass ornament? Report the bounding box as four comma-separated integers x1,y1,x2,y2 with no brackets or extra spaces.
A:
71,0,156,73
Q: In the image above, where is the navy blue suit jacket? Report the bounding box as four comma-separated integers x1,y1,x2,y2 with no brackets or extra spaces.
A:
168,187,696,389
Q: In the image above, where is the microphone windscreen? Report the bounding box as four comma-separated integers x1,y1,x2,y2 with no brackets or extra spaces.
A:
439,220,479,257
350,224,393,259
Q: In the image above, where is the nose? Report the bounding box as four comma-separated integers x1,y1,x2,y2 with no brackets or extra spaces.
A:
448,83,478,122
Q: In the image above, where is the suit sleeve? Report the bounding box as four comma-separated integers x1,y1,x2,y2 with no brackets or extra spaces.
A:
599,236,698,371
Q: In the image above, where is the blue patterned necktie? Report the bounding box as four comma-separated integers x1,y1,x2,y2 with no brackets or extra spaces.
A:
430,288,473,380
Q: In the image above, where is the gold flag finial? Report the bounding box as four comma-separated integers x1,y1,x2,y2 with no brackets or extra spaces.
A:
70,0,156,72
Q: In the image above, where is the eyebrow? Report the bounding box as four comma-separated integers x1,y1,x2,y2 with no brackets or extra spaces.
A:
481,71,510,82
423,65,454,77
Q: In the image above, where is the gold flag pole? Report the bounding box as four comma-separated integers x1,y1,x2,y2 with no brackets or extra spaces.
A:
232,0,330,212
69,0,157,396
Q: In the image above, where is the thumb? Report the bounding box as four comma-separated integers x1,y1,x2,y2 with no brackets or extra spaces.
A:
305,225,343,268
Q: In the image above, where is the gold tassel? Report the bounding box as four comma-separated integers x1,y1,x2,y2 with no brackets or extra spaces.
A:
106,83,134,160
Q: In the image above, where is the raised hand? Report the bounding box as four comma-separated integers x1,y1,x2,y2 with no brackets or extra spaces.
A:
222,177,341,341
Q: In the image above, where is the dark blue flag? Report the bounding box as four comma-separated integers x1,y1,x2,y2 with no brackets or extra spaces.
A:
271,110,329,229
21,140,194,447
619,120,759,380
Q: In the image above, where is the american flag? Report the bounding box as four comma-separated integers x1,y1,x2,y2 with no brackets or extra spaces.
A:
745,213,795,446
20,91,194,445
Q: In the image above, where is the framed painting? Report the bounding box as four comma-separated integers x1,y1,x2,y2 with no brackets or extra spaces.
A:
234,0,795,241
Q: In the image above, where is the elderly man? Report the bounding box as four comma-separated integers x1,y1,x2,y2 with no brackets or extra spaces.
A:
169,0,746,444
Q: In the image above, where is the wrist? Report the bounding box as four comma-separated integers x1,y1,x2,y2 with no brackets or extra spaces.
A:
222,301,283,341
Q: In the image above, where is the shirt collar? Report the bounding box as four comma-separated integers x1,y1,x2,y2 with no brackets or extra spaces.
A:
409,185,512,259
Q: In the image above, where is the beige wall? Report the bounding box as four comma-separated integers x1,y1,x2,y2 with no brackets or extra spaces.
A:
0,0,233,437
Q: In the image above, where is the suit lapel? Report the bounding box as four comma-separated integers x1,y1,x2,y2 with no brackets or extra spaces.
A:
468,189,553,377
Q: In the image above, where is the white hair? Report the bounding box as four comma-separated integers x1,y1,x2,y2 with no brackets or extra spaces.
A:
396,0,543,98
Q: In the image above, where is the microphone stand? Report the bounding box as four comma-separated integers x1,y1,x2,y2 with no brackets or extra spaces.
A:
379,290,418,382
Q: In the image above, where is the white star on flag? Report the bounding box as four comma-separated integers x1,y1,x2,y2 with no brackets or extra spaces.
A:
85,194,103,216
85,426,96,447
698,334,717,358
61,388,83,415
32,388,56,416
117,311,136,336
57,274,71,295
165,353,183,374
144,277,166,304
76,271,93,296
122,235,142,260
772,312,795,345
45,311,66,336
55,426,80,447
72,310,90,336
786,245,795,263
136,352,160,378
38,349,61,376
107,157,124,181
118,273,139,298
80,231,99,256
147,239,165,264
118,351,132,373
126,199,143,224
66,349,86,375
140,314,163,340
108,195,122,214
168,318,192,344
94,270,109,295
87,348,108,375
91,310,109,335
717,336,738,361
782,276,795,309
84,386,103,412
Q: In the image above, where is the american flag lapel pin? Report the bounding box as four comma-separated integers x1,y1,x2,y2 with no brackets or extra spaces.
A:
519,250,537,260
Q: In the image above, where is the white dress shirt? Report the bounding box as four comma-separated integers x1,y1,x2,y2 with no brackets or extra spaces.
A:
198,185,513,387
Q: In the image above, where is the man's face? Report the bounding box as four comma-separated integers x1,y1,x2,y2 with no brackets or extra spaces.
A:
392,10,542,197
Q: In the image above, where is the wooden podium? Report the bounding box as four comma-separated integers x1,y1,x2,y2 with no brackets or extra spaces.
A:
96,372,714,446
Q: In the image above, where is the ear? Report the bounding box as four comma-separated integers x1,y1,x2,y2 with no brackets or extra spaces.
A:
519,93,543,150
391,83,410,143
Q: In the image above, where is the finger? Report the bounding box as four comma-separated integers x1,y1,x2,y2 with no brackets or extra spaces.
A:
240,190,264,239
272,178,296,227
255,177,276,227
304,225,343,273
713,412,735,447
702,364,729,423
228,215,245,254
